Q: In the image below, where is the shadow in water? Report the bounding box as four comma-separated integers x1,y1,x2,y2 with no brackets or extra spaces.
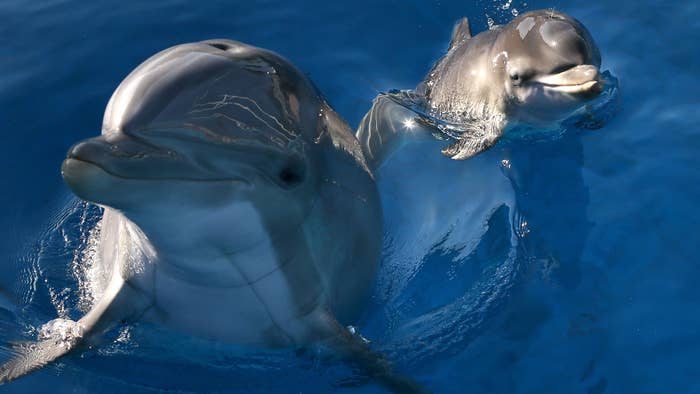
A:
449,130,610,394
357,79,616,392
358,109,526,367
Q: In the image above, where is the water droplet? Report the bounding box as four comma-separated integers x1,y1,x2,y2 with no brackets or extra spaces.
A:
487,16,495,29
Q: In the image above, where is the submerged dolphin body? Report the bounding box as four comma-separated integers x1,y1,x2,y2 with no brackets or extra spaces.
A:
0,40,421,392
357,10,606,167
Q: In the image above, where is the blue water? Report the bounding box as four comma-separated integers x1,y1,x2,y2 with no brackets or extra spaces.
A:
1,0,698,393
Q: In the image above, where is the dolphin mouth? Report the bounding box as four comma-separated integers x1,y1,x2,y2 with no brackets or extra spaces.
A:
62,156,249,185
62,130,287,184
534,64,602,95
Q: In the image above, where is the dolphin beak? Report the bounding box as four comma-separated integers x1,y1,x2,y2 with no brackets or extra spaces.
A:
62,128,299,191
63,132,171,179
534,64,602,95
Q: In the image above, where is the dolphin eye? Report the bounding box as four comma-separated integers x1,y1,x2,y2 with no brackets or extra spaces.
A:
509,69,534,85
277,161,306,187
510,72,528,85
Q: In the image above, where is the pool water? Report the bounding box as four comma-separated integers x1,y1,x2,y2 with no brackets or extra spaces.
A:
1,0,698,393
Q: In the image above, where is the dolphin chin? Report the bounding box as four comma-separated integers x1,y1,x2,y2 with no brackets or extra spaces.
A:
61,158,125,205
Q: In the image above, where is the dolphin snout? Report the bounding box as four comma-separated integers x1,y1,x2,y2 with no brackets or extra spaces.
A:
536,64,600,86
62,132,184,185
67,133,159,165
62,128,295,186
534,64,602,96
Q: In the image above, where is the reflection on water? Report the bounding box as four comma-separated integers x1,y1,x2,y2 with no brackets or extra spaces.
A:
479,129,608,393
3,0,699,391
360,115,526,366
13,200,101,322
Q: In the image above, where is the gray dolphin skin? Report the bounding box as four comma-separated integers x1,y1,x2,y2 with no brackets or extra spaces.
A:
357,10,604,167
0,40,424,393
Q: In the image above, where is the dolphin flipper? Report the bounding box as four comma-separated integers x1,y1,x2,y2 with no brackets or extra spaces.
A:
442,132,500,160
318,312,430,394
0,319,84,383
0,272,140,384
356,94,436,170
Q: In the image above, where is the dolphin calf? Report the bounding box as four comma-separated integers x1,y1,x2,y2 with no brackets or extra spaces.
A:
357,10,607,167
0,39,423,392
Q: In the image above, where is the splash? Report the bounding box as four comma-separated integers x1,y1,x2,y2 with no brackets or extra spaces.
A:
482,0,528,28
37,318,84,347
14,199,103,325
73,217,106,312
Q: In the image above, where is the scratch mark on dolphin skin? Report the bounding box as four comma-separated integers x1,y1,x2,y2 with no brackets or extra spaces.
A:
189,113,255,135
189,94,235,112
193,71,232,105
232,102,286,136
216,252,298,288
223,252,296,345
189,94,295,138
234,97,295,137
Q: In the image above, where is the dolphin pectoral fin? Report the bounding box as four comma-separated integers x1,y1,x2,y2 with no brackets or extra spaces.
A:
317,312,431,394
0,318,85,384
442,133,499,160
0,273,142,384
356,95,435,171
449,17,472,50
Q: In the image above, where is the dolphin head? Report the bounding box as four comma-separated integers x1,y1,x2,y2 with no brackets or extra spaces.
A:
62,40,327,252
496,10,603,124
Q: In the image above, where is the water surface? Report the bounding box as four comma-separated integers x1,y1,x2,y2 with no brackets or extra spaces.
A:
1,0,698,393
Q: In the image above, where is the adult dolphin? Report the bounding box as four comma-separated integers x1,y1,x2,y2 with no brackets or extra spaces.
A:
357,9,607,167
0,39,423,393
